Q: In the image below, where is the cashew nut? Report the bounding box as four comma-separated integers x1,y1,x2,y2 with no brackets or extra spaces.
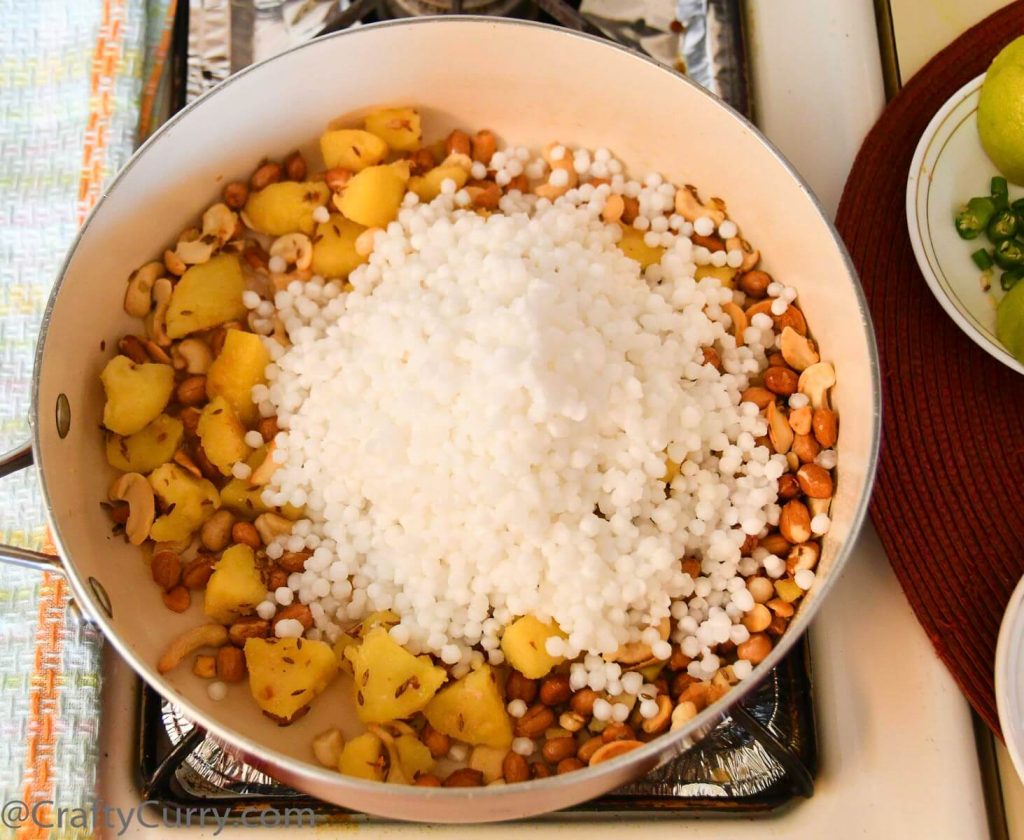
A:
670,700,698,732
588,740,644,766
788,542,820,572
109,472,155,545
254,511,292,545
797,362,836,409
767,401,794,454
674,185,726,225
606,617,669,665
440,151,474,172
780,326,820,371
175,236,215,266
163,248,186,276
157,623,229,673
270,233,313,271
202,202,239,244
312,728,345,768
124,261,163,318
808,496,831,518
641,694,673,735
149,277,173,347
355,227,381,258
172,338,213,374
722,301,748,343
249,442,279,486
725,236,760,272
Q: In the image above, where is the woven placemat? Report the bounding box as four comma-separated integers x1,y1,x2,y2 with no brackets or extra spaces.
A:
836,1,1024,736
0,1,174,835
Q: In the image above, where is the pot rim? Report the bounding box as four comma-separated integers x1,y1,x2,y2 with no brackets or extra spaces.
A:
30,14,881,810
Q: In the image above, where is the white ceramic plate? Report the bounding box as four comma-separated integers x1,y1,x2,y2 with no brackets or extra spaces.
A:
997,573,1024,781
906,73,1024,376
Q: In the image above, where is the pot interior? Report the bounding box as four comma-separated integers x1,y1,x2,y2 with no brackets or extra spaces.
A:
33,18,877,821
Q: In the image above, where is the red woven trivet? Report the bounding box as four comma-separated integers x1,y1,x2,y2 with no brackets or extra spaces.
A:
836,2,1024,735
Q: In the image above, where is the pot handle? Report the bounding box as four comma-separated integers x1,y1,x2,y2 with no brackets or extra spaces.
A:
0,440,65,575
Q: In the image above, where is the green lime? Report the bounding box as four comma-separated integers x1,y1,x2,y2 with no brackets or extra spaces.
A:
997,276,1024,362
978,37,1024,185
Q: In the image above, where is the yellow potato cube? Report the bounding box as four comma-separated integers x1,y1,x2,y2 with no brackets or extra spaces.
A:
101,355,175,436
364,107,422,152
206,329,270,427
219,477,270,519
617,225,664,269
408,164,469,203
695,264,737,286
320,129,388,171
244,181,330,236
197,397,250,476
338,732,385,781
148,463,220,543
395,734,434,779
335,164,408,228
166,254,248,339
500,615,566,679
345,627,447,723
311,215,367,279
105,414,183,474
204,544,266,624
244,637,339,724
424,664,513,748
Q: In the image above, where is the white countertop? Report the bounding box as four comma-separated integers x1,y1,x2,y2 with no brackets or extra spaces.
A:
95,1,997,836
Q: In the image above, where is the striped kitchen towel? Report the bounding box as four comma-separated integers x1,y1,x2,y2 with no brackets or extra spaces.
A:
0,1,175,837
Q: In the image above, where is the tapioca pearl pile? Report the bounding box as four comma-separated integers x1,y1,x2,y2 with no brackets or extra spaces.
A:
255,162,784,682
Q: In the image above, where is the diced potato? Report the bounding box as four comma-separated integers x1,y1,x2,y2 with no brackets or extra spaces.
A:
320,129,388,172
244,181,330,237
396,734,434,780
206,329,270,426
204,543,266,623
335,164,408,228
105,414,183,473
219,477,270,519
311,215,367,279
500,615,566,679
338,732,385,781
244,637,339,724
332,631,359,674
351,610,400,637
101,355,175,435
424,664,513,748
617,225,664,269
166,254,248,339
695,264,737,286
148,463,220,542
364,107,422,152
408,164,469,203
198,397,250,476
345,627,447,723
469,745,507,784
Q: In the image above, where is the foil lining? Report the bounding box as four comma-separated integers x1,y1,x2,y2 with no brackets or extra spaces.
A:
151,644,813,807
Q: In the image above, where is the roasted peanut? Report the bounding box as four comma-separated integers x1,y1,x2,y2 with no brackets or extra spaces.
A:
577,735,604,764
791,433,821,464
222,181,249,210
118,335,150,364
502,750,530,783
542,736,577,764
737,633,772,664
740,386,774,409
742,603,772,633
162,586,191,613
570,688,599,717
200,509,234,552
228,616,271,647
422,724,450,759
151,550,182,591
414,774,441,787
283,150,307,181
467,180,501,210
764,366,799,396
231,522,261,549
272,603,313,632
278,551,311,574
779,499,812,544
796,463,833,498
539,673,571,706
531,762,552,779
588,740,644,766
258,416,280,443
812,408,839,447
176,375,207,406
692,233,725,253
788,405,812,436
556,757,585,774
506,670,538,704
445,129,472,157
747,576,774,604
250,161,282,190
559,711,586,732
777,473,801,500
738,270,771,298
324,167,353,192
443,768,484,787
514,704,555,738
216,645,246,682
601,722,636,743
266,567,289,591
621,196,640,224
471,130,497,165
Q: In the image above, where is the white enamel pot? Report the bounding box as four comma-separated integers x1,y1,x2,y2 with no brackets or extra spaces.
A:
0,17,880,823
